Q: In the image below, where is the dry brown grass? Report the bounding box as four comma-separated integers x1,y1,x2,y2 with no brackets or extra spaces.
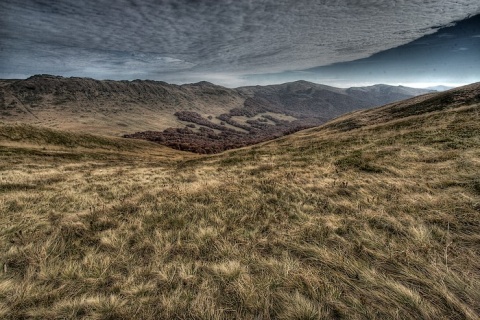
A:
0,98,479,319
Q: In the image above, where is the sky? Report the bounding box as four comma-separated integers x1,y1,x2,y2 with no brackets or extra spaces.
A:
1,0,479,88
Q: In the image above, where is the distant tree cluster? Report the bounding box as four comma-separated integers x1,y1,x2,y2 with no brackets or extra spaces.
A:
125,105,325,154
174,111,237,133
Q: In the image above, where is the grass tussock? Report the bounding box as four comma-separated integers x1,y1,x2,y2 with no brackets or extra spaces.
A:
0,98,479,319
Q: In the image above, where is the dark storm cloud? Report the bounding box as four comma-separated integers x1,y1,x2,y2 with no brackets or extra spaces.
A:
245,14,480,87
1,0,479,85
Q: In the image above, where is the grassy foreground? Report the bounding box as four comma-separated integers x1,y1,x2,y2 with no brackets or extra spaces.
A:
1,94,479,318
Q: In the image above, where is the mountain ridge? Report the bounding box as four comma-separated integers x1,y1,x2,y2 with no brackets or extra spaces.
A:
1,75,434,153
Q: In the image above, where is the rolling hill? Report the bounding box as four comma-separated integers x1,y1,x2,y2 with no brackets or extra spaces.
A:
1,75,434,153
0,75,246,136
0,83,478,319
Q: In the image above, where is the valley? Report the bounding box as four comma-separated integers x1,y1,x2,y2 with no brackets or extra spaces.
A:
1,75,433,153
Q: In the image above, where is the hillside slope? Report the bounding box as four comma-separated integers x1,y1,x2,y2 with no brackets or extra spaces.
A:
1,83,478,319
0,75,433,153
237,80,432,119
0,75,245,136
0,123,196,164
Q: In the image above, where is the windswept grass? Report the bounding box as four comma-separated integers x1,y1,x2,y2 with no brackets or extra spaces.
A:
0,123,196,165
1,95,479,318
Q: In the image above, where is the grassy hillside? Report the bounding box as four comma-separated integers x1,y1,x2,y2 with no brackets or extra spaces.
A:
0,75,246,136
0,123,195,164
0,84,479,319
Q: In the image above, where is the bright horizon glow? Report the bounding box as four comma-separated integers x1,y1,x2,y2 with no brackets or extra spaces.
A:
332,82,467,89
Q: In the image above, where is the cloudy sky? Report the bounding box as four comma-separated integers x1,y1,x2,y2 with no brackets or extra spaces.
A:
1,0,479,87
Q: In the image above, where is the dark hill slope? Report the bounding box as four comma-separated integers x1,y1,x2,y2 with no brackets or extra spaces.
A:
237,81,433,119
345,84,434,107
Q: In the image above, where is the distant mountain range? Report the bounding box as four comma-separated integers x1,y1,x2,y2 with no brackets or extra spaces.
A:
425,85,454,92
0,75,434,153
